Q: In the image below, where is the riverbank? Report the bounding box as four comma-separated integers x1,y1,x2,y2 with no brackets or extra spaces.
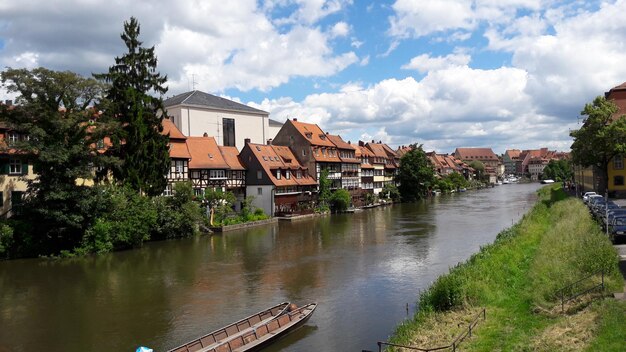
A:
387,185,626,351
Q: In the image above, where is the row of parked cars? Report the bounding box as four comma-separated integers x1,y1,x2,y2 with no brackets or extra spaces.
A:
583,192,625,242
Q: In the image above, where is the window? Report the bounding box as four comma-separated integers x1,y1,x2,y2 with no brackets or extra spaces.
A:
257,187,263,195
96,139,105,149
210,170,226,179
11,191,23,211
615,175,625,186
223,118,236,147
191,170,200,178
276,170,281,179
163,184,173,196
257,170,262,179
297,170,302,179
302,149,306,156
194,188,204,196
7,132,18,145
614,155,624,170
9,158,22,175
286,170,291,179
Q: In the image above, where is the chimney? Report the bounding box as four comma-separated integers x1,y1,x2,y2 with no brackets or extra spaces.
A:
267,138,273,145
293,118,298,122
358,140,364,147
244,138,251,144
203,132,208,137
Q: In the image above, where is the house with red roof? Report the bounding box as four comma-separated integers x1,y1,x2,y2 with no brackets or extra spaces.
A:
503,149,521,176
272,118,342,189
326,134,362,206
162,119,191,196
240,140,317,216
355,143,375,194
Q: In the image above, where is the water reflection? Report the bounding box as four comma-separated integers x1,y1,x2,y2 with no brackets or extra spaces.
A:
0,183,540,352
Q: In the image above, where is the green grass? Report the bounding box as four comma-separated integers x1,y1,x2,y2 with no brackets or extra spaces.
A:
585,300,626,351
387,185,626,351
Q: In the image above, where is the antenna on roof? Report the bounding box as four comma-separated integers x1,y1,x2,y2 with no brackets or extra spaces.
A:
192,74,197,90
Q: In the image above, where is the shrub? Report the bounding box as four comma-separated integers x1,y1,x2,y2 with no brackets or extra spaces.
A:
330,189,351,212
0,223,14,259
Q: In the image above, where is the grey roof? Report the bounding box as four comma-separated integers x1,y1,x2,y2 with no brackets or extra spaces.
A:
268,118,283,126
164,90,268,115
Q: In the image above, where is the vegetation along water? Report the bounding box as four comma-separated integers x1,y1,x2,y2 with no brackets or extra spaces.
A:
388,184,626,351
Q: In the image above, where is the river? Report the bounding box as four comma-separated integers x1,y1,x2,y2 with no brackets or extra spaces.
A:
0,183,541,352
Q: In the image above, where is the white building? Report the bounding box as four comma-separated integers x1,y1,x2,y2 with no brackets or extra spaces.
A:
164,90,281,150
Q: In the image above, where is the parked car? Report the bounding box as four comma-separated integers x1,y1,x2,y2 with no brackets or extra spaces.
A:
608,216,626,241
582,192,598,203
603,208,626,228
586,194,603,205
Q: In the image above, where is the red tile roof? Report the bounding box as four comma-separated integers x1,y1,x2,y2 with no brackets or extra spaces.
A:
290,119,336,147
218,145,245,170
247,143,316,187
162,119,187,141
454,147,498,161
186,136,229,169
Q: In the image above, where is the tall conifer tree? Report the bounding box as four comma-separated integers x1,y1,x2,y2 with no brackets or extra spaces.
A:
97,17,170,196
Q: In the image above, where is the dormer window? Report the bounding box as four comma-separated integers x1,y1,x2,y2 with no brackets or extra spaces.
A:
286,170,291,179
208,153,213,159
305,132,313,139
256,146,261,151
263,156,267,161
297,170,302,179
276,170,281,179
319,134,326,140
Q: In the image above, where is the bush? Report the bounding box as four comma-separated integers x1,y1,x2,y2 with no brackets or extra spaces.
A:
153,182,203,239
419,268,465,311
330,189,351,212
0,223,14,259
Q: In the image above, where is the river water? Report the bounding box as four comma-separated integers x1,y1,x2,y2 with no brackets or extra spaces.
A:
0,183,541,352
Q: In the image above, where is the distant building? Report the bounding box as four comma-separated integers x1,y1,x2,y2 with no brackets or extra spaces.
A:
326,134,362,206
453,147,501,181
503,149,521,175
164,90,278,150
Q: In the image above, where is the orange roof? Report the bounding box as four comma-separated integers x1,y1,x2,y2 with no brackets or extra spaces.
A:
326,134,354,150
162,119,186,141
454,148,498,161
290,119,335,147
312,146,342,163
218,145,245,170
352,143,362,158
247,143,316,187
505,149,521,159
186,136,229,169
366,143,388,159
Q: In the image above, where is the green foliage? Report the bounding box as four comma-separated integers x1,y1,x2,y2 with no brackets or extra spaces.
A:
364,192,376,206
570,96,626,194
542,159,573,182
468,160,486,181
96,17,170,196
446,171,468,189
152,182,203,240
390,184,625,350
204,188,237,225
0,223,14,259
398,144,436,201
380,183,401,201
318,168,331,211
0,67,109,254
330,188,351,212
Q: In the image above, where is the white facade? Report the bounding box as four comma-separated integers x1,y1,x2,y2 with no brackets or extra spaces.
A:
246,185,275,217
167,105,270,151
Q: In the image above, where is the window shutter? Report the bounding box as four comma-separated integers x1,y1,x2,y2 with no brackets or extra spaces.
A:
21,161,28,175
0,162,8,175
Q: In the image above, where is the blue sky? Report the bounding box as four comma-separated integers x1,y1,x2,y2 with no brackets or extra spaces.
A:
2,0,626,154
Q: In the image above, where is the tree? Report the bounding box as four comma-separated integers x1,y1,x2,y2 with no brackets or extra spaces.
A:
380,183,401,201
468,160,485,181
318,168,331,211
397,144,436,201
570,96,626,194
330,189,351,212
542,159,573,182
0,67,107,254
203,188,236,225
446,171,468,189
96,17,170,196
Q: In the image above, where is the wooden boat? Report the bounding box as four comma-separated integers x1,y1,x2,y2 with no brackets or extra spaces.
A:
198,302,317,352
167,302,290,352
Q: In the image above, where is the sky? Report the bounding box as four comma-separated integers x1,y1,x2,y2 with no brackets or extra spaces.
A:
1,0,626,154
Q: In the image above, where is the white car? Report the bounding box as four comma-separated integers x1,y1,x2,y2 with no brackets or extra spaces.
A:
583,192,598,203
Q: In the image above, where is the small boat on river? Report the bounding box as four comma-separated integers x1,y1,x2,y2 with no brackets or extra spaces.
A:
167,302,289,352
167,302,317,352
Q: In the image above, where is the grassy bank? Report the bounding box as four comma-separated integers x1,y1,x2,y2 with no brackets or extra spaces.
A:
388,185,626,351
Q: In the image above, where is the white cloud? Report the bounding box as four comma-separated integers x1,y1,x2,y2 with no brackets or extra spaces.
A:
330,21,350,38
402,53,471,73
0,0,358,94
